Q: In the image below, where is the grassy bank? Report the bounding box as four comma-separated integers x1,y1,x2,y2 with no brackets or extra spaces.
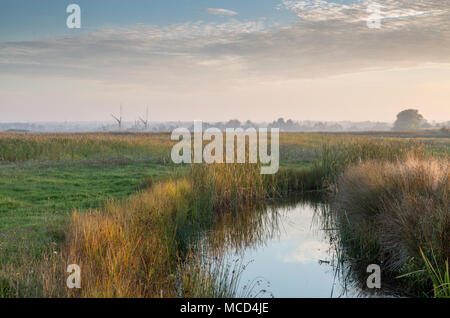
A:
0,163,296,297
330,156,449,297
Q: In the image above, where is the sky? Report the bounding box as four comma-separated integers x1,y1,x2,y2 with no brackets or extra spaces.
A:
0,0,449,123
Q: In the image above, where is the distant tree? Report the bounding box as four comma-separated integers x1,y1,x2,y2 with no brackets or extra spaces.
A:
226,119,241,129
276,118,285,126
393,109,427,131
242,120,255,129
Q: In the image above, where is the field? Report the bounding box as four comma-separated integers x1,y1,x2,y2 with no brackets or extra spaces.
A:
0,132,449,297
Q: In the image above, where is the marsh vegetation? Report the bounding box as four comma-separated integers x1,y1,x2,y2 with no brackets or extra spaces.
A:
0,132,448,297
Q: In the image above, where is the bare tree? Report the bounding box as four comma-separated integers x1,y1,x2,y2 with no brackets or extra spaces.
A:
139,106,149,130
111,104,123,130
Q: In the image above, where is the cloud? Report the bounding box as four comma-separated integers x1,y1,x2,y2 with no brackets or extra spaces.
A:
205,8,238,16
283,241,330,264
281,0,446,24
1,0,449,87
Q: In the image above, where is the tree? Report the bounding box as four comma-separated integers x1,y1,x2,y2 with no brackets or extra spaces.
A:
226,119,241,129
393,109,427,131
276,118,285,127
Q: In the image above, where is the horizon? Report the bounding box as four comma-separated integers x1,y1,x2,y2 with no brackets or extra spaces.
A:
0,116,448,125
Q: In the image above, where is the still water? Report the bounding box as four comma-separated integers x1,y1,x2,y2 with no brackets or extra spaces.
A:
201,199,390,298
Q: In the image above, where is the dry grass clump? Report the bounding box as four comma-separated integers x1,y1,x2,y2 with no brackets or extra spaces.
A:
64,179,192,297
333,155,449,290
191,163,266,213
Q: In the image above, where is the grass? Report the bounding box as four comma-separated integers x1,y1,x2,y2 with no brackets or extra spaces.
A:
60,163,302,298
398,249,450,298
0,132,173,163
0,162,312,297
0,161,174,219
330,155,449,297
0,160,178,269
0,131,449,298
178,255,261,298
419,250,450,298
0,132,184,294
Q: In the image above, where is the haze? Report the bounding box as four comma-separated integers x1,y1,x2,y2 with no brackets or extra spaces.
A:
1,0,449,123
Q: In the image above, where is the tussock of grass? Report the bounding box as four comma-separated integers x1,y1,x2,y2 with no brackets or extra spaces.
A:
332,155,449,296
65,179,192,297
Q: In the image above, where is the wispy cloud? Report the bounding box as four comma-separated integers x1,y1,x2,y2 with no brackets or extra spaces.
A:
205,8,238,16
281,0,446,25
1,0,449,85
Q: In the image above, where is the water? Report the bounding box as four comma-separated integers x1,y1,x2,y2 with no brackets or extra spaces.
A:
201,199,392,298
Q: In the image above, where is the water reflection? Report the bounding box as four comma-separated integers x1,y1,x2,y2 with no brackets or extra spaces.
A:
197,196,397,298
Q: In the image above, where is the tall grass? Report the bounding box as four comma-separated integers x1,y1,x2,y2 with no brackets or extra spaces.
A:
331,155,449,296
419,250,450,298
0,133,173,163
314,139,427,188
54,163,300,297
65,179,192,297
0,248,64,298
398,249,450,298
178,254,260,298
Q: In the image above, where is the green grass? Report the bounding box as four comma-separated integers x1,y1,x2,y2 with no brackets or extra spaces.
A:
0,161,174,219
0,160,181,271
398,249,450,298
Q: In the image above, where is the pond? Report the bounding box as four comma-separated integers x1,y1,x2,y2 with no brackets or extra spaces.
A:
199,198,396,298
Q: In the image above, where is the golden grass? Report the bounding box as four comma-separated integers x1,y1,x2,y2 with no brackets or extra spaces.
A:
59,164,280,297
332,155,449,295
64,179,192,297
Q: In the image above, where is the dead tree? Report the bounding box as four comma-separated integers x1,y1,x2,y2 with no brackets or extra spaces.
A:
139,106,149,130
111,104,123,130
